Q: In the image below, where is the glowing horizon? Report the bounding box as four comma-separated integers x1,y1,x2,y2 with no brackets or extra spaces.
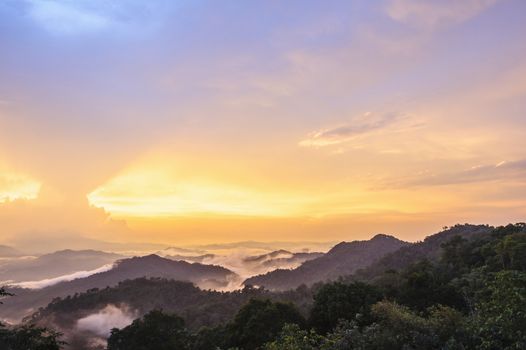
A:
1,0,525,247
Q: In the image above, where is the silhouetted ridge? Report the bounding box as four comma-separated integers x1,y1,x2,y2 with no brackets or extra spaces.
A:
354,224,493,281
244,234,408,290
0,255,237,322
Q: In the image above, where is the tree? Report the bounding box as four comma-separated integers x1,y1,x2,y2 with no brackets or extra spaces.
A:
263,324,324,350
107,310,192,350
0,287,64,350
227,299,306,350
470,270,526,349
192,326,227,350
396,260,466,311
321,302,468,350
309,281,381,334
0,324,64,350
495,232,526,271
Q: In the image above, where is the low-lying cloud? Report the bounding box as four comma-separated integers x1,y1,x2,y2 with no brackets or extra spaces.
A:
76,304,136,337
10,263,114,289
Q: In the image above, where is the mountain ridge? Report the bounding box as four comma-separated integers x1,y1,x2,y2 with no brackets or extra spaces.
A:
244,234,409,290
0,254,237,322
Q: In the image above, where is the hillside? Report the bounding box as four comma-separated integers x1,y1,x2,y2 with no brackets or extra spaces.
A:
27,277,312,349
21,223,525,350
244,234,409,290
0,255,237,322
353,224,493,281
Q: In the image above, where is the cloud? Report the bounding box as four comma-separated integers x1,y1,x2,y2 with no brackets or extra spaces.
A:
26,0,110,34
23,0,176,35
76,304,136,337
0,171,41,202
299,112,419,148
391,159,526,188
385,0,500,29
8,263,114,289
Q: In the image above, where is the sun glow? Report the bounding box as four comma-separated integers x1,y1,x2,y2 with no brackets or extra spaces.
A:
88,167,312,218
0,170,41,202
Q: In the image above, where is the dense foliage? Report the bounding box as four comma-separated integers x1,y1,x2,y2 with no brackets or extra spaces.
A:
107,310,192,350
4,223,525,349
30,278,313,331
0,289,65,350
105,223,526,350
0,323,65,350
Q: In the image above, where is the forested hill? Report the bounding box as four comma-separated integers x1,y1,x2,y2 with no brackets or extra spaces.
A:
353,224,493,281
0,255,237,322
243,234,408,290
18,223,526,350
27,278,313,349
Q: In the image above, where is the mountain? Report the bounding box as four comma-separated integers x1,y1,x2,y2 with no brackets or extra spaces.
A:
0,245,22,257
353,224,493,281
0,250,124,284
26,277,313,349
0,255,237,322
244,234,409,290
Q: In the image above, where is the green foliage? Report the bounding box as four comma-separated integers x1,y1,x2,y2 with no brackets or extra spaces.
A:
107,309,192,350
31,278,312,332
227,299,306,350
395,260,466,311
192,326,228,350
0,287,64,350
15,222,526,350
0,323,64,350
469,270,526,349
317,302,468,350
495,231,526,271
309,281,381,333
263,324,324,350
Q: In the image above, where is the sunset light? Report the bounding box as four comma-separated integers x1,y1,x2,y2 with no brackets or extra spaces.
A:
1,1,525,348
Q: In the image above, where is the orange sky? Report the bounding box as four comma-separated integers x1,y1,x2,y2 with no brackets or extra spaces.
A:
0,0,525,248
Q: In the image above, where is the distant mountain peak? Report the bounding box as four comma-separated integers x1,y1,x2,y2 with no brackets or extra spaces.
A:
371,233,402,241
244,234,409,290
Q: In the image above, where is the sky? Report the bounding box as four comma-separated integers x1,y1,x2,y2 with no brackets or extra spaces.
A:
0,0,525,248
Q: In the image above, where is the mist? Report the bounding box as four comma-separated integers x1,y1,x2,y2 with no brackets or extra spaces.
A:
76,304,136,338
9,264,115,289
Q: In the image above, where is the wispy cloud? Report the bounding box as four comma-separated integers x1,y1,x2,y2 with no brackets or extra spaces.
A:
388,159,526,188
26,0,110,35
385,0,500,29
299,112,421,148
23,0,175,35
